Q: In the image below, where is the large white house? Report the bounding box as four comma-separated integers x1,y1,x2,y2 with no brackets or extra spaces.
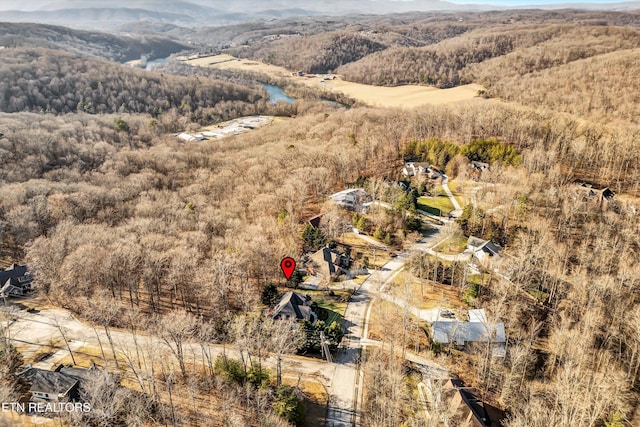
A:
328,188,368,210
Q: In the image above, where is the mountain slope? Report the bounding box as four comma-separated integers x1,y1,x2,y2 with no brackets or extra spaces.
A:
0,22,189,62
0,48,263,114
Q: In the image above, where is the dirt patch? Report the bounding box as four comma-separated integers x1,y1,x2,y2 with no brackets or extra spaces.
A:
282,376,328,427
387,271,466,311
368,300,430,354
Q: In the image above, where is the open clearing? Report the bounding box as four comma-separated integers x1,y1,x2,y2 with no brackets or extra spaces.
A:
185,53,293,77
184,54,485,108
320,79,485,108
388,270,466,311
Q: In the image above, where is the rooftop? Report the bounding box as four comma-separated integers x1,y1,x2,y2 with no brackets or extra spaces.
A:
432,321,505,345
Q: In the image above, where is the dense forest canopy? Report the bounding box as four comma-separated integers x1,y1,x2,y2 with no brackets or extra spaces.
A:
0,48,266,115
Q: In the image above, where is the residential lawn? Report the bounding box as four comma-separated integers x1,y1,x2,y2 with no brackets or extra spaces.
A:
27,338,62,364
417,195,454,216
323,309,342,326
466,273,490,286
448,180,468,207
56,345,110,369
352,275,369,285
296,289,351,318
433,235,468,255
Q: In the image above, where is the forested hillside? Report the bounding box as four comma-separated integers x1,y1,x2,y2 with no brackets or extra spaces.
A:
0,48,264,115
2,99,640,424
0,22,188,62
478,47,640,123
338,24,640,87
230,32,387,74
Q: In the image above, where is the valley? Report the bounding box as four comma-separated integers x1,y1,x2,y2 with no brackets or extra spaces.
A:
184,53,485,108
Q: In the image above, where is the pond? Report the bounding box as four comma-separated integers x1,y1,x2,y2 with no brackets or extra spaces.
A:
262,84,295,104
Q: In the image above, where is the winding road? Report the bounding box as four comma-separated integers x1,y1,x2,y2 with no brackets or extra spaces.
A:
4,179,464,427
326,176,464,426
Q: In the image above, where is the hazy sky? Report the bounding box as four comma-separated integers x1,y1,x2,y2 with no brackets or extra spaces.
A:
448,0,630,4
0,0,633,11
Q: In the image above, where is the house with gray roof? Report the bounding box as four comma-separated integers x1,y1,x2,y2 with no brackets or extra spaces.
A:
17,364,107,402
307,246,349,282
0,264,32,298
328,188,368,211
271,292,316,322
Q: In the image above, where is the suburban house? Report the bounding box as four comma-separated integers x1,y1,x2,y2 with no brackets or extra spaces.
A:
402,162,440,179
577,183,615,203
0,264,32,298
176,132,205,142
441,378,506,427
271,291,316,322
467,237,502,266
17,364,108,403
431,319,506,357
328,188,368,211
307,246,350,282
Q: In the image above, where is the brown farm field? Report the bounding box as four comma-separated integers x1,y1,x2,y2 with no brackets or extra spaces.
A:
185,54,485,108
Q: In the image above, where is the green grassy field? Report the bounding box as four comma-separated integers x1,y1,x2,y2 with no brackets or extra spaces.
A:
447,181,468,207
417,195,455,216
433,235,468,254
298,289,352,325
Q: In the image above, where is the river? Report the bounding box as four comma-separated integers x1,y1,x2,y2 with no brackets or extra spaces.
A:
262,84,295,104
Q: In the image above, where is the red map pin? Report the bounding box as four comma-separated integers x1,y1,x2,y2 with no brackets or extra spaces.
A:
280,257,296,280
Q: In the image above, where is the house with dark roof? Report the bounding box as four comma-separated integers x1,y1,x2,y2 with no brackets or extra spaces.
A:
470,161,490,171
577,183,615,204
307,214,324,229
467,237,501,266
0,264,32,298
442,378,506,427
271,292,316,322
17,365,107,402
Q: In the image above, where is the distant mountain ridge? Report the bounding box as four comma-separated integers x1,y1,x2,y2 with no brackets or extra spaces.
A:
0,22,189,62
1,0,639,30
0,0,477,30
